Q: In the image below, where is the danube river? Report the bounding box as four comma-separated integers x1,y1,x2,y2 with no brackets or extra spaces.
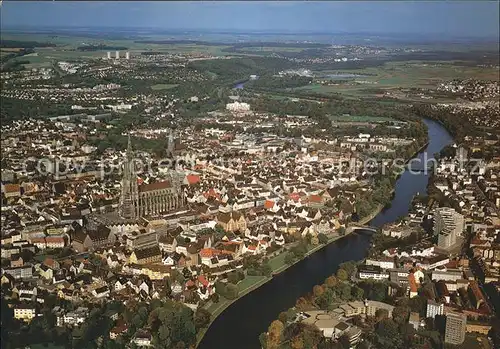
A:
198,118,453,349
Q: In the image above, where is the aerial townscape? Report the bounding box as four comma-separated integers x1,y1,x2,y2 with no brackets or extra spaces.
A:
0,2,499,349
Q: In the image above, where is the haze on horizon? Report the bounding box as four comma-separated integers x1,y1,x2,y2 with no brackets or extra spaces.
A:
1,1,499,40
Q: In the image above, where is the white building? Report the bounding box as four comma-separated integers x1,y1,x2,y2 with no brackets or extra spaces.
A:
106,51,112,59
62,307,89,326
426,300,444,319
125,51,130,60
365,258,395,270
14,306,36,322
358,265,390,280
226,102,250,112
115,51,120,59
434,207,464,249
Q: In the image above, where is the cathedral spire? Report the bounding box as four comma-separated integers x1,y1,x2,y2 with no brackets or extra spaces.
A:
120,131,138,220
127,132,133,159
168,128,175,157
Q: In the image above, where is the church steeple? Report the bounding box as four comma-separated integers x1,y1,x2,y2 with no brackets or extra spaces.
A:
168,128,175,157
120,132,139,219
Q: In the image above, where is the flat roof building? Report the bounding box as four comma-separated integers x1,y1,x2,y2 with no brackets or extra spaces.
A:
445,312,466,345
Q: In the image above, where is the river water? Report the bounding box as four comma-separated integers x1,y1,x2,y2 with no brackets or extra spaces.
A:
198,118,453,349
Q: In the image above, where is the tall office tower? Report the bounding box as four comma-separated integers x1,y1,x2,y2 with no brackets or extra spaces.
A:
115,51,120,59
106,51,111,59
444,312,466,345
125,51,130,60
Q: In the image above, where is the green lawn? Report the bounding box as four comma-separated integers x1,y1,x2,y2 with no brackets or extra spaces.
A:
151,84,179,91
268,252,288,271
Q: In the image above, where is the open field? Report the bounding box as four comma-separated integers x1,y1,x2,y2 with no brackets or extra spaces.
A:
292,60,499,99
1,33,232,56
240,46,305,52
322,61,499,87
150,83,179,91
328,115,394,122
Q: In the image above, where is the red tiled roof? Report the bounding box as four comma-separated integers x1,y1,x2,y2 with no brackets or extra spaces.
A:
45,237,65,243
264,200,275,209
186,174,200,185
408,273,418,292
4,184,20,194
139,181,171,192
200,248,221,258
308,194,323,203
198,275,209,287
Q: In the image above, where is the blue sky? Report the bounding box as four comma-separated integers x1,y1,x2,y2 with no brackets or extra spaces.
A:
1,1,498,38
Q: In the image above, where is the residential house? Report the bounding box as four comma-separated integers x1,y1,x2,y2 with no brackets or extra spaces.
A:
129,245,162,265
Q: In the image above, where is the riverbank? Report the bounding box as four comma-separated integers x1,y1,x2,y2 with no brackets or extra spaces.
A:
357,203,385,226
195,230,353,346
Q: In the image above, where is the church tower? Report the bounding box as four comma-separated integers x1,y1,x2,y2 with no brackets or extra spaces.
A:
120,134,139,219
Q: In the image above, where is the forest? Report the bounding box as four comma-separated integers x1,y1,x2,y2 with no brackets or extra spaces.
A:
0,40,56,48
77,44,129,51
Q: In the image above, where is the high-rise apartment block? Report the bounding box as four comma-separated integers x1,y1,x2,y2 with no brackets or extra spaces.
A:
115,51,120,59
426,300,444,319
434,207,464,249
444,312,466,345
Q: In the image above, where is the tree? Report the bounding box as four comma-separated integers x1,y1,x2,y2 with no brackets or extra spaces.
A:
260,263,272,277
336,268,348,281
194,308,211,329
285,252,296,265
317,233,328,244
371,282,387,302
210,293,219,303
266,320,284,349
227,271,240,284
291,336,305,349
338,261,357,278
278,312,288,324
214,281,226,297
259,332,268,349
313,285,324,298
225,283,239,299
392,305,411,325
351,285,364,300
338,283,352,301
317,288,335,309
375,319,403,349
296,297,309,310
375,309,389,321
325,276,338,288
